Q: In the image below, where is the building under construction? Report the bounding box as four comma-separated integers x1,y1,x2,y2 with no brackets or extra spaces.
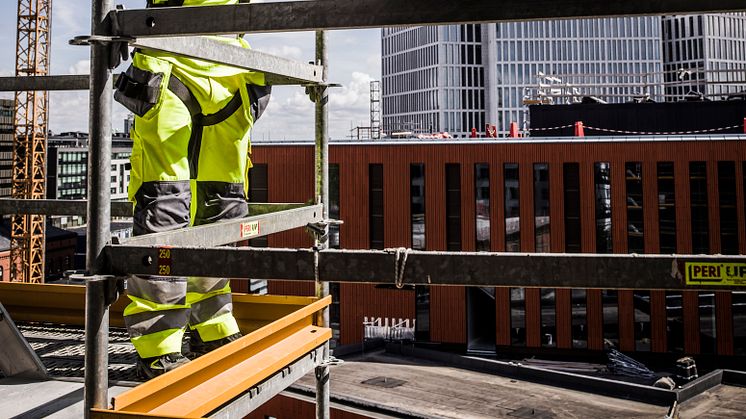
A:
1,1,746,419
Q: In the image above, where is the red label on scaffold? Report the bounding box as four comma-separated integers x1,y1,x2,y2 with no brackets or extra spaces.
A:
157,247,172,276
240,221,260,238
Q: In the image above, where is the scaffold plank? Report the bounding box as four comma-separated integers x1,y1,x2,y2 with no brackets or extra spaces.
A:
118,204,322,247
105,247,746,291
132,37,323,85
0,199,304,218
111,0,746,38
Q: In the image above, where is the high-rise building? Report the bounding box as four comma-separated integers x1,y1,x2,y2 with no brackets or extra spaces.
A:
46,132,131,228
382,18,665,136
383,16,746,136
662,14,746,101
0,99,14,198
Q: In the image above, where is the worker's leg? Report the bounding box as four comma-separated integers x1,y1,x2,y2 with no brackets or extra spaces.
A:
185,79,267,355
186,277,241,354
117,53,194,376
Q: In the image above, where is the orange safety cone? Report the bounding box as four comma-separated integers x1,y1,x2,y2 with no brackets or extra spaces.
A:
509,122,520,138
574,121,585,137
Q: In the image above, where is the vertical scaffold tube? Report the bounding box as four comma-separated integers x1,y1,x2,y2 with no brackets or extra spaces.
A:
84,0,114,416
314,29,331,419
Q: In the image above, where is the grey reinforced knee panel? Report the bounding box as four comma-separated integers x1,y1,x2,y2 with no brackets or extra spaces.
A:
133,181,191,236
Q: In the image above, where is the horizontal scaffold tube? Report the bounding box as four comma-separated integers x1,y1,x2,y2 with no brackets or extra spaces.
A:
105,246,746,291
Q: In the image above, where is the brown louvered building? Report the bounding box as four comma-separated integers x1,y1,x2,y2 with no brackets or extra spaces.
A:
233,136,746,360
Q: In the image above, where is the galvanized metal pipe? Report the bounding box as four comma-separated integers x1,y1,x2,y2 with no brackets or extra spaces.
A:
112,0,746,38
314,29,331,419
84,277,111,417
84,0,114,416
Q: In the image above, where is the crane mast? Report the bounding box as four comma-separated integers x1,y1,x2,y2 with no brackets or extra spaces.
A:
10,0,51,283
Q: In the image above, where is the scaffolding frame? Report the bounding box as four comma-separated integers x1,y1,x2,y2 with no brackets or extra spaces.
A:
0,0,745,418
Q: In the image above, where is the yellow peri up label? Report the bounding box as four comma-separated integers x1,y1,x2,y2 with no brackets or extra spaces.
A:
685,262,746,287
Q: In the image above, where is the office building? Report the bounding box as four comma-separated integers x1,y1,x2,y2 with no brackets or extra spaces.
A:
382,17,665,136
662,14,746,100
245,135,746,360
46,132,132,228
0,99,14,198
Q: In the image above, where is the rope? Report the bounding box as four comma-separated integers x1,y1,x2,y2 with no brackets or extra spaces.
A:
584,124,742,135
386,247,411,289
526,123,744,136
527,124,574,132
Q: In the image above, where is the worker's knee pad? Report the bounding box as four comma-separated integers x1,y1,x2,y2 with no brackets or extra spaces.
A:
133,181,191,235
193,181,248,226
127,275,188,306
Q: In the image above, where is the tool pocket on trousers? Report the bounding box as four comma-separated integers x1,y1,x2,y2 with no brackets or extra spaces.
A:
114,64,166,118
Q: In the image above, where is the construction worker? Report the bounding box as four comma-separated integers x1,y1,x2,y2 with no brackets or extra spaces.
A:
114,0,271,378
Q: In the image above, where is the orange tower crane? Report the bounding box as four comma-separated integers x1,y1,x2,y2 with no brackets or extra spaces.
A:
10,0,51,283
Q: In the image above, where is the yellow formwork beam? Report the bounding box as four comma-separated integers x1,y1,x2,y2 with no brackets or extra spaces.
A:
107,297,332,418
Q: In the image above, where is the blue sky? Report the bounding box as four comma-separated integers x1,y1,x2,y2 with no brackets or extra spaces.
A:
0,0,381,140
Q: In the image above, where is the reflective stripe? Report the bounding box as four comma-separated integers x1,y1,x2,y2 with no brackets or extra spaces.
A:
125,308,191,338
127,275,187,306
190,312,240,343
131,328,185,359
124,294,190,317
189,292,233,326
187,277,230,295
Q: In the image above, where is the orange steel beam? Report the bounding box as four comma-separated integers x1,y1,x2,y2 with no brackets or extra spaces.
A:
107,296,331,418
0,282,320,334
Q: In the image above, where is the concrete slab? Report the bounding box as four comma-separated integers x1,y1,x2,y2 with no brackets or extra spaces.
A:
0,378,130,419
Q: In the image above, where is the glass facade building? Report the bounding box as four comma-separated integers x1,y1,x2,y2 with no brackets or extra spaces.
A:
0,99,14,198
662,14,746,100
383,15,746,136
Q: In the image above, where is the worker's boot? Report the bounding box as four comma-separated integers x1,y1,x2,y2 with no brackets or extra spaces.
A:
188,330,243,358
136,353,190,380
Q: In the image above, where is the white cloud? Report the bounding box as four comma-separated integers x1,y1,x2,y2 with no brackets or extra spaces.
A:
69,60,90,75
0,3,382,139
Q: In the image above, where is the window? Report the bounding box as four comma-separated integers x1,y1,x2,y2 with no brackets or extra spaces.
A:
603,290,619,348
533,164,550,253
541,288,556,348
511,288,526,346
445,164,462,251
595,163,612,253
572,289,587,349
689,162,709,254
411,164,426,250
634,291,651,351
657,163,676,254
717,162,738,254
329,164,340,249
626,163,644,253
504,163,520,251
563,163,581,253
735,291,746,356
475,164,490,251
666,292,684,353
700,292,717,354
369,164,384,250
